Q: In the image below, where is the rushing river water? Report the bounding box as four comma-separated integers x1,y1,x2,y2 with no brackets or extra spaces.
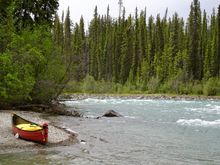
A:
1,98,220,165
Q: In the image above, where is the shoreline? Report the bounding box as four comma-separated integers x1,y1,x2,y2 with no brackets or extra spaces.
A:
1,94,219,154
59,93,220,101
0,110,78,154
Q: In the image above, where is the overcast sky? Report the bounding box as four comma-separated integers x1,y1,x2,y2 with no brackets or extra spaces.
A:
58,0,219,26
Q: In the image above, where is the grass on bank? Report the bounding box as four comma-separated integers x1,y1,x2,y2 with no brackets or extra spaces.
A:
64,75,220,97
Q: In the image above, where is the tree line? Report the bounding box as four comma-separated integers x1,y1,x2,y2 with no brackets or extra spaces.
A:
61,0,220,95
0,0,220,107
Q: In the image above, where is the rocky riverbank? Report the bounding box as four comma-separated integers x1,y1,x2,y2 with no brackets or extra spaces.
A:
59,93,220,101
0,110,78,154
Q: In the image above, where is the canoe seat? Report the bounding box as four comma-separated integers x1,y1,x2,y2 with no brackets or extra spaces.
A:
16,124,42,131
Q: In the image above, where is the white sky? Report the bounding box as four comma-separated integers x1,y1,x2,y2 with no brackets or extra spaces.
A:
58,0,219,26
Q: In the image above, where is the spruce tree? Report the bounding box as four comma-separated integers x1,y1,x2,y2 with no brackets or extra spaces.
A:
154,14,164,80
147,16,156,78
120,14,133,84
210,10,217,77
13,0,59,30
217,5,220,77
187,0,202,80
170,14,178,76
201,10,208,78
53,13,61,45
64,7,71,63
79,16,87,79
131,8,140,83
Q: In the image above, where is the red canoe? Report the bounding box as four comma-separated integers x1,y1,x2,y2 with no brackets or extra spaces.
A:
12,113,48,144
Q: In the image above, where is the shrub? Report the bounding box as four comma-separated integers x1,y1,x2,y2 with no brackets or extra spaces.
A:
147,77,160,93
192,82,203,95
64,81,82,93
159,82,172,94
96,79,114,93
114,83,123,93
178,83,192,95
82,75,97,93
217,80,220,96
203,78,217,96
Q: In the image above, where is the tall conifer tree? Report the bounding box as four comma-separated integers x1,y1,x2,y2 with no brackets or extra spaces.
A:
187,0,202,80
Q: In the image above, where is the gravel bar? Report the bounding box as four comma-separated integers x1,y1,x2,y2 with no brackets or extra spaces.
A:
0,110,78,154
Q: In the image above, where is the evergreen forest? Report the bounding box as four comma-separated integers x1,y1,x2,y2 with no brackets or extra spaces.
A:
1,0,220,107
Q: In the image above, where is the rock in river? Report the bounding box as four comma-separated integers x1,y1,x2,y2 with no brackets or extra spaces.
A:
102,110,123,117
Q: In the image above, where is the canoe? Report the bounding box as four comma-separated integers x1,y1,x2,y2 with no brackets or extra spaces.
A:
12,113,48,144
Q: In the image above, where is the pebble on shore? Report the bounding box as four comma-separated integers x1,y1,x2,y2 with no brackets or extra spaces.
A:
0,110,78,154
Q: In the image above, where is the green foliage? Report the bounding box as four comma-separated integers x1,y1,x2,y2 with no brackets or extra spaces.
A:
192,82,203,95
0,52,35,103
82,76,115,94
0,0,71,107
217,80,220,95
1,0,220,108
0,25,68,105
64,81,82,93
77,2,219,96
203,78,218,96
113,83,123,93
13,0,59,30
187,0,202,80
96,79,114,93
0,29,46,103
82,75,97,93
147,77,160,93
27,28,67,103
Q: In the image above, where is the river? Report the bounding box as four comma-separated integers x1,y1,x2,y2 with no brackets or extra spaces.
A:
1,98,220,165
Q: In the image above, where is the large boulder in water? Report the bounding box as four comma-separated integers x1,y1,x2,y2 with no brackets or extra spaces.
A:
102,110,123,117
